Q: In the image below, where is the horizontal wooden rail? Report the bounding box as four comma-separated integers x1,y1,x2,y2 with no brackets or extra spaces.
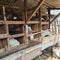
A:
9,33,25,38
0,21,25,24
28,32,41,37
27,21,39,24
42,21,49,25
0,33,25,39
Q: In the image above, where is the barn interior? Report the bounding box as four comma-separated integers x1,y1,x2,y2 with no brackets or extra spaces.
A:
0,0,60,60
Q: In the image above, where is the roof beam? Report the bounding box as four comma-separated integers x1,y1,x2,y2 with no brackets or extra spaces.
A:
27,0,45,22
45,2,55,8
24,0,28,23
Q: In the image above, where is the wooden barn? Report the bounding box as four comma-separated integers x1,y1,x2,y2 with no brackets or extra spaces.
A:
0,0,60,60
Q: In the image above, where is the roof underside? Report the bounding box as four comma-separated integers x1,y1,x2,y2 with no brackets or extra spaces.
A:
0,0,60,13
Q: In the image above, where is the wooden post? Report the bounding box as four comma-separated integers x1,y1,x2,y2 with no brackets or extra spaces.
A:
39,8,42,31
24,0,28,44
24,0,28,23
3,6,10,49
38,8,42,43
48,8,50,29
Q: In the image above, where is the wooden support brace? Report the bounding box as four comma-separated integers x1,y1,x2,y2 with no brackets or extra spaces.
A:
3,6,10,49
44,2,55,8
48,9,50,29
27,0,45,22
50,13,60,24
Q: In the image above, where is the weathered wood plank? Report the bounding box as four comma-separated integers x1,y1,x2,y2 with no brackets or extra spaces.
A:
50,13,60,24
27,0,45,22
0,44,28,59
9,33,25,38
3,6,10,49
42,22,49,25
28,32,41,37
27,21,39,24
6,21,25,24
0,21,25,24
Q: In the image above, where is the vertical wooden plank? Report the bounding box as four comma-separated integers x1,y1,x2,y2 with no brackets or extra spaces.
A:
3,6,10,49
52,22,54,34
24,0,28,23
48,9,50,29
39,8,42,31
38,8,42,42
24,0,28,44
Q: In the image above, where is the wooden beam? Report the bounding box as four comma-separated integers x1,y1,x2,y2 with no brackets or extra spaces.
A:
50,13,60,24
0,33,25,39
21,2,54,13
6,21,25,24
24,0,28,23
48,8,60,10
24,0,28,44
21,2,54,12
9,33,25,38
42,21,49,25
48,9,50,29
43,4,51,8
0,44,28,59
28,32,41,37
3,6,10,49
27,0,45,22
39,8,42,31
0,21,25,24
27,21,39,24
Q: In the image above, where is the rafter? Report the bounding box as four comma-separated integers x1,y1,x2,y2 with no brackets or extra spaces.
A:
27,0,45,22
45,2,55,8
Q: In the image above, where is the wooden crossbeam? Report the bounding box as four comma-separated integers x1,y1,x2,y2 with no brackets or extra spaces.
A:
6,21,25,24
28,32,41,37
21,1,54,13
50,13,60,24
27,0,45,22
24,0,27,22
9,33,25,38
27,21,39,24
0,33,25,39
42,21,49,25
0,21,25,24
3,6,10,49
48,8,60,10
